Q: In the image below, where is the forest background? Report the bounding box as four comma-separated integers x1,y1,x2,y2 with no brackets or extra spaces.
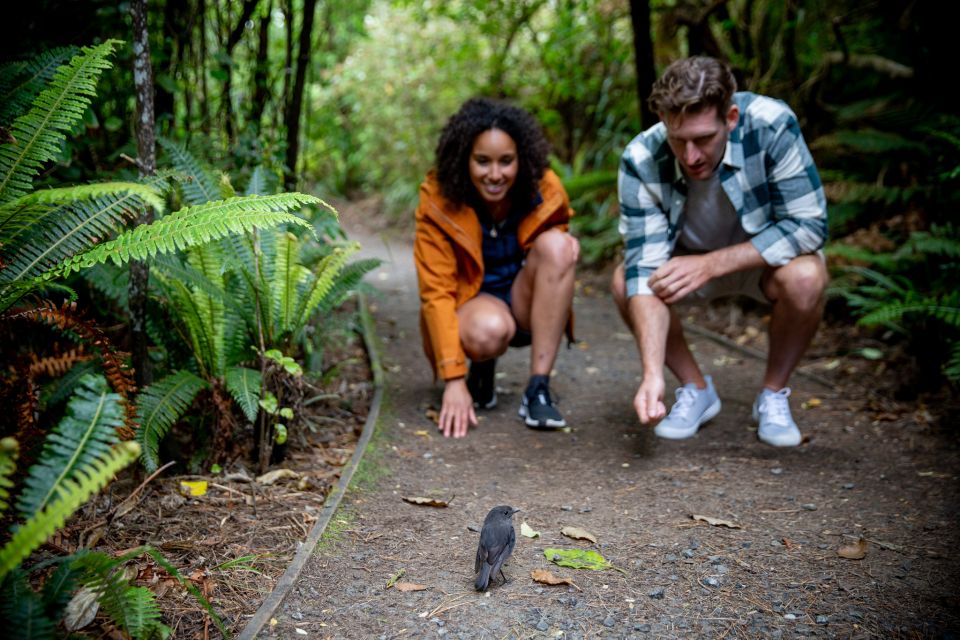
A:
1,0,957,637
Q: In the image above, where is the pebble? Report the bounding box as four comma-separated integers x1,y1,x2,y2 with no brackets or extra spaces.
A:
431,617,444,627
771,467,784,475
816,615,829,624
784,613,797,620
467,524,480,533
648,587,665,599
561,505,573,511
579,506,593,513
681,549,695,558
422,452,433,459
602,615,616,628
634,623,652,632
801,503,817,511
290,611,304,621
664,553,677,563
536,620,549,632
702,577,721,588
842,483,855,489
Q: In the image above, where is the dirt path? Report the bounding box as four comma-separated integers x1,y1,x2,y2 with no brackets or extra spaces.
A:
264,208,960,639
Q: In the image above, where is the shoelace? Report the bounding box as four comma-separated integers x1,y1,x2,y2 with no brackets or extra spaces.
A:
670,386,699,419
759,388,792,427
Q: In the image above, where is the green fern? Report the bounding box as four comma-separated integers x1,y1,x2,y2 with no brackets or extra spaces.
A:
17,374,124,519
225,366,262,423
274,231,310,334
0,441,140,581
244,164,278,197
157,138,220,206
0,438,18,512
0,40,121,203
294,242,360,329
0,46,78,128
27,193,317,283
0,573,55,639
73,552,168,639
135,371,208,472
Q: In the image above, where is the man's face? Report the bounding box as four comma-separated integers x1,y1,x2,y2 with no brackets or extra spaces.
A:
662,105,739,181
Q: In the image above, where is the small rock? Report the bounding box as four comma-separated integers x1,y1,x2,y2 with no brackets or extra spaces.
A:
842,483,855,489
771,467,783,475
579,506,593,513
535,620,549,632
561,505,573,511
741,541,752,548
664,553,677,563
816,615,829,625
715,564,729,574
648,587,665,599
635,623,652,633
422,452,433,459
801,503,817,511
688,539,700,549
681,549,695,558
849,610,863,621
431,617,444,627
784,613,797,620
702,577,721,588
602,615,616,628
707,555,720,562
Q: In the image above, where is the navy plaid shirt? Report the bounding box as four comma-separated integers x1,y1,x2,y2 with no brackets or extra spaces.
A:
618,92,828,297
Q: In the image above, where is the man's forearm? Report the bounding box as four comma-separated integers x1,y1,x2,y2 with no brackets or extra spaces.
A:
628,294,670,380
706,241,766,278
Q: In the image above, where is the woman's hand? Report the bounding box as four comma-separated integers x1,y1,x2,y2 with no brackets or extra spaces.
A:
439,377,477,438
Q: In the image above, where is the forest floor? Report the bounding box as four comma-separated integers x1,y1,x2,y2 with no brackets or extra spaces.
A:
66,197,960,639
260,198,960,640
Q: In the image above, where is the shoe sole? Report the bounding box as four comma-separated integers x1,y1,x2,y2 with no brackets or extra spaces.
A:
654,398,721,440
518,405,566,429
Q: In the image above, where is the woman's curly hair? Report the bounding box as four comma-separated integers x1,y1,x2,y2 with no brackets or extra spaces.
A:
435,97,551,209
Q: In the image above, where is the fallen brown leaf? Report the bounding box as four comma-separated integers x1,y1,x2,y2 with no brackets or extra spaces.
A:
394,582,428,592
402,496,450,507
782,537,796,550
837,537,867,560
691,514,741,529
425,408,440,424
531,569,578,588
560,526,598,543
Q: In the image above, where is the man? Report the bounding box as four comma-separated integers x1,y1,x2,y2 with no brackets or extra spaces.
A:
612,56,828,447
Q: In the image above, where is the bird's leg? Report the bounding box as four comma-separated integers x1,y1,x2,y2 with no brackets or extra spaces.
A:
499,569,508,585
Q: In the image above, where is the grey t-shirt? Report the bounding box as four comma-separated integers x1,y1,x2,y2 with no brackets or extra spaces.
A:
678,171,749,252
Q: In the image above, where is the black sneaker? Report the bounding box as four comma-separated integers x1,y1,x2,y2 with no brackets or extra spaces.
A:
519,379,566,429
466,359,497,409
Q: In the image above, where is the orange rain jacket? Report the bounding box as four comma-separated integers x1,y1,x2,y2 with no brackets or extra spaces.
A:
414,169,575,381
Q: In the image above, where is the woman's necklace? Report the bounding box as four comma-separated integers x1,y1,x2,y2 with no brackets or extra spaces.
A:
487,201,510,238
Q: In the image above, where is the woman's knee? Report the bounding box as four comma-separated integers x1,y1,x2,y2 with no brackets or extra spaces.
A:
461,311,514,359
530,229,577,269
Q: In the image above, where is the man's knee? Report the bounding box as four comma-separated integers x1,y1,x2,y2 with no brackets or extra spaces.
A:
769,256,828,311
611,263,626,307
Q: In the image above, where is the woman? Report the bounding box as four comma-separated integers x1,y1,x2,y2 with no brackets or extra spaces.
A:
414,97,578,439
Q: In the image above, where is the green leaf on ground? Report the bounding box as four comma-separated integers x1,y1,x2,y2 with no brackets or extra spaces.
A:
544,548,612,571
520,522,540,538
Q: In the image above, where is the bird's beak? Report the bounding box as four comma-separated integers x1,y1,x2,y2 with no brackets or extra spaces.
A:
511,508,521,515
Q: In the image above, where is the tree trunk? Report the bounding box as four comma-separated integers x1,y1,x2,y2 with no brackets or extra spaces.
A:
250,1,272,131
222,0,260,145
283,0,317,191
129,0,157,390
629,0,657,129
199,0,210,133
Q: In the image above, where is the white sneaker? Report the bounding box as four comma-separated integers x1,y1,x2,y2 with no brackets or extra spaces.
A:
753,387,802,447
654,376,721,440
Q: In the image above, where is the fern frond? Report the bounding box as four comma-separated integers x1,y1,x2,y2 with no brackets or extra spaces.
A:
40,360,98,409
0,571,56,639
274,231,310,334
72,551,168,640
0,438,18,513
811,128,926,155
82,262,130,308
0,46,78,127
315,257,380,315
35,193,317,282
294,242,360,329
143,547,229,637
225,366,262,423
945,342,960,384
40,558,81,619
158,138,219,205
0,441,140,581
135,371,207,472
16,374,124,519
859,302,960,328
0,40,121,203
245,164,278,196
0,187,168,288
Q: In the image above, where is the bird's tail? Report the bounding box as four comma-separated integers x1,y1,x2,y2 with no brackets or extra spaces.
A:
475,564,492,591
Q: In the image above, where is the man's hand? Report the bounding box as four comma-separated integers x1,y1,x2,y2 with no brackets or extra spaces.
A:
439,377,477,438
648,254,715,304
634,376,667,426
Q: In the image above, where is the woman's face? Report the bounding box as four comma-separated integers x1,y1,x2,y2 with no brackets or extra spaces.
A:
468,128,518,207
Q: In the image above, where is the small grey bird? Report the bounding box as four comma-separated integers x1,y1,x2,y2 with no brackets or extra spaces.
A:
474,505,520,591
